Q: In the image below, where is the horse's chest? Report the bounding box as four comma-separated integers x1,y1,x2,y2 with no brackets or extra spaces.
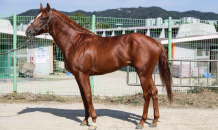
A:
64,61,71,71
63,59,77,73
64,57,91,74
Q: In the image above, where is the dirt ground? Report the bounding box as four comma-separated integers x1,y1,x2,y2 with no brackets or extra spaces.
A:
0,90,217,130
0,102,218,130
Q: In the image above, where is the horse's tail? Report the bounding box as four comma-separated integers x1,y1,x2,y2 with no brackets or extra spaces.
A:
156,41,173,103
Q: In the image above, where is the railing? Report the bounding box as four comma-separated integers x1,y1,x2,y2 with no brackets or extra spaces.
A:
127,59,218,88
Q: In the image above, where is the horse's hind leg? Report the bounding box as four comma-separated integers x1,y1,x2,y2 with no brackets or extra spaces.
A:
136,74,152,129
75,77,90,126
137,88,152,129
149,79,160,127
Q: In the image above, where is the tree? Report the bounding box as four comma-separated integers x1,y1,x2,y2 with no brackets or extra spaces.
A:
214,23,218,32
69,13,111,30
70,13,87,17
95,22,111,29
68,13,92,30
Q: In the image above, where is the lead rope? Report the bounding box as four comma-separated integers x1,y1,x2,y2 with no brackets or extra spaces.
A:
0,38,33,55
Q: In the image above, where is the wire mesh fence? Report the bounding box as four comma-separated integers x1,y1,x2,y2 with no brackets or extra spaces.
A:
169,19,218,92
0,14,14,92
0,14,218,95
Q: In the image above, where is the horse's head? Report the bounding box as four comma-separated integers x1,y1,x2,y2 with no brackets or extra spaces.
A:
26,3,52,39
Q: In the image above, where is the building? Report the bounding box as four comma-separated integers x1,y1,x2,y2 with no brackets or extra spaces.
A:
180,17,200,24
0,19,53,78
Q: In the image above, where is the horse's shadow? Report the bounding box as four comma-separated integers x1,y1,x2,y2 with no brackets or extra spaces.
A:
17,107,154,125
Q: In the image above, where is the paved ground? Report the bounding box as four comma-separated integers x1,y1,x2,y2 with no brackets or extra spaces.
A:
0,102,217,130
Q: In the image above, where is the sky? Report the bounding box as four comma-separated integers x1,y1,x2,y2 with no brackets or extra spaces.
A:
0,0,218,15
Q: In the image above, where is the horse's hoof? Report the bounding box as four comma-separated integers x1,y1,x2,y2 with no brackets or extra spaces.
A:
149,123,157,127
88,125,97,130
80,121,88,126
135,124,144,129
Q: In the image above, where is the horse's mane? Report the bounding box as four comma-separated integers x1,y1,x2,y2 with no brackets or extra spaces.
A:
53,9,93,33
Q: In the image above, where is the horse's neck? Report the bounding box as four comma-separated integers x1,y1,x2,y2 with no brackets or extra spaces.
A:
50,15,78,55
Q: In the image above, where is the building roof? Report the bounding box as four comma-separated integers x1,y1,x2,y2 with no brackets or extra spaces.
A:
0,18,52,40
0,28,53,40
0,19,13,30
176,23,216,38
159,34,218,44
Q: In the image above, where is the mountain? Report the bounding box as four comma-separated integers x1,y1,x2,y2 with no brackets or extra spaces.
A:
18,6,218,20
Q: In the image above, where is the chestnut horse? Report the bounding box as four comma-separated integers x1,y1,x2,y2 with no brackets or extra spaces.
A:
26,3,172,130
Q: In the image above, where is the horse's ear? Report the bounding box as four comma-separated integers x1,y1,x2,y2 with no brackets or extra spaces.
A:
40,3,43,10
46,3,50,11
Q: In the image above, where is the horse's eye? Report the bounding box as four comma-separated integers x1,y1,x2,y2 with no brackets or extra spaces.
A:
41,17,46,20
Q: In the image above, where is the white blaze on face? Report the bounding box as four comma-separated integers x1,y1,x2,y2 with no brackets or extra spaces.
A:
36,13,42,19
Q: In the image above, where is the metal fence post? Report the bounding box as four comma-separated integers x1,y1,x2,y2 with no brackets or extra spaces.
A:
168,17,172,61
13,13,17,93
90,15,95,95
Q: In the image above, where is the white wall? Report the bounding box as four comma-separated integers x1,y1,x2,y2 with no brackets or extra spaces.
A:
176,23,216,38
0,19,13,30
26,41,52,75
174,46,196,68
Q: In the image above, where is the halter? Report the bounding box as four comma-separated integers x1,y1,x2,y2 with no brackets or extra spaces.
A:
31,11,53,34
0,11,53,55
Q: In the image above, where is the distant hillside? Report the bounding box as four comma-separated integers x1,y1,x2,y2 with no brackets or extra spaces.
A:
18,6,218,20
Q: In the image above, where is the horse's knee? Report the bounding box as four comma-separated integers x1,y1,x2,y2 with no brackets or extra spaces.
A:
143,93,150,99
143,89,151,99
151,89,158,100
85,94,92,102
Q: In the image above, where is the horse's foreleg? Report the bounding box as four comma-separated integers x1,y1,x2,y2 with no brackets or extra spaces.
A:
150,79,160,127
75,77,90,126
78,71,97,130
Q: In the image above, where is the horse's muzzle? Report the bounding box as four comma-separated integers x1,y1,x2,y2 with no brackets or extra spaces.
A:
25,30,36,39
